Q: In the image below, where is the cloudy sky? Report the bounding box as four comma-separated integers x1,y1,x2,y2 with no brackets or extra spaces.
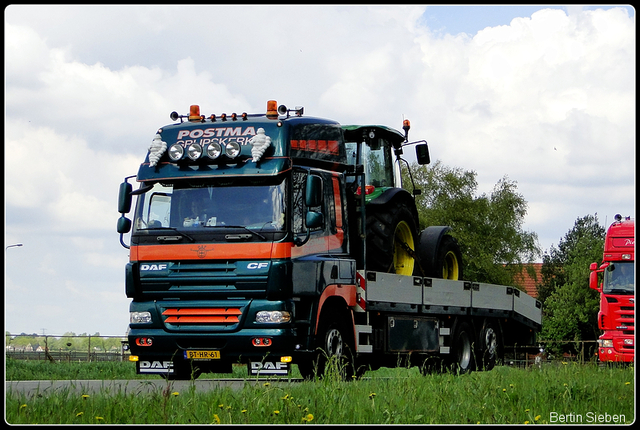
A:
4,5,635,336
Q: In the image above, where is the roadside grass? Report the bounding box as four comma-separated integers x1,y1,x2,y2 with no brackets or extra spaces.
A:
5,359,634,424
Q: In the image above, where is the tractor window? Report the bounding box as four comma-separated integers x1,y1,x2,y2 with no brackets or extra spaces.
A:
345,138,394,188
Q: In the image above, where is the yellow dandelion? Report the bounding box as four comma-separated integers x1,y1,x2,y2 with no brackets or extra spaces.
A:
524,421,530,424
274,410,280,415
535,415,541,421
263,382,270,387
172,392,179,396
502,388,507,392
369,392,376,399
241,409,247,414
625,382,631,385
82,395,90,400
19,404,27,410
302,413,314,422
76,412,84,417
95,417,104,421
218,404,224,409
213,414,221,424
525,409,530,413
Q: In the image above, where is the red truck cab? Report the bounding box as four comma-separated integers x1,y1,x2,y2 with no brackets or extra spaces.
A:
590,215,635,363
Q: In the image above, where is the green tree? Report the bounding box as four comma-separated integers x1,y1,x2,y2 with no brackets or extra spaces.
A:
404,160,541,286
538,214,604,344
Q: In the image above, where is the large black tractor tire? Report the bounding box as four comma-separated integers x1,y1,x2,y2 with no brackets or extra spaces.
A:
417,231,464,280
366,201,418,276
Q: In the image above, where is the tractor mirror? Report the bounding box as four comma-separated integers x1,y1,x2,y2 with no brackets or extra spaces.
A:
415,144,430,165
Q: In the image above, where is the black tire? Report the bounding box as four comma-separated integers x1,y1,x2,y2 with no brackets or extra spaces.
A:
366,201,418,276
477,320,502,371
307,308,357,380
423,234,462,280
449,320,476,374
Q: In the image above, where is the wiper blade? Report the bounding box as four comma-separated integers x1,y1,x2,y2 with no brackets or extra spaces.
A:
149,227,195,243
205,225,267,241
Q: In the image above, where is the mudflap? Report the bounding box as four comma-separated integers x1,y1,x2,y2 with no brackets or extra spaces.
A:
248,360,289,376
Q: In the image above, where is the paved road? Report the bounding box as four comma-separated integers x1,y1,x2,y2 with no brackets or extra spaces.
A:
6,378,302,397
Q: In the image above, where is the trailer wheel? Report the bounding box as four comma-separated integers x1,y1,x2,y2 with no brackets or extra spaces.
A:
477,320,502,371
449,321,476,373
433,235,463,280
366,201,417,276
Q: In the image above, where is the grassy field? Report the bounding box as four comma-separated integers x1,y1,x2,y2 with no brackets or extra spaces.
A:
5,358,635,424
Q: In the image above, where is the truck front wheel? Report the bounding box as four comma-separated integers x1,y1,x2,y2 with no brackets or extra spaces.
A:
302,308,357,380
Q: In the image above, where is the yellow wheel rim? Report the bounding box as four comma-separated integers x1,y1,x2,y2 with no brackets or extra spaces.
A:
442,250,460,280
393,220,415,276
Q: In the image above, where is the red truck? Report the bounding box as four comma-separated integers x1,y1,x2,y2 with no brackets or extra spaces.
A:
590,215,635,363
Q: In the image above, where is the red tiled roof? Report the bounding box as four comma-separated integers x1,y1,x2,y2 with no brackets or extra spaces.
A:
512,263,542,298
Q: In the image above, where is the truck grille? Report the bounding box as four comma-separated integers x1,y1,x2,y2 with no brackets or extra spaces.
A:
139,260,268,297
162,308,242,324
159,304,246,331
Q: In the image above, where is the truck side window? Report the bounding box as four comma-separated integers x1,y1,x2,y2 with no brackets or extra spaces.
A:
292,169,323,235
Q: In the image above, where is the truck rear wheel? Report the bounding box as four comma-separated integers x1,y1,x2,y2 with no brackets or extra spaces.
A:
449,320,476,373
366,202,417,276
477,320,502,371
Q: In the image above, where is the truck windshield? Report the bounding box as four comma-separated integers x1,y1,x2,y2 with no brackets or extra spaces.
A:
133,181,286,232
603,261,635,294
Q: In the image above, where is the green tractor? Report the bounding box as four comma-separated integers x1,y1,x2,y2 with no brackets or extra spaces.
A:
343,122,463,280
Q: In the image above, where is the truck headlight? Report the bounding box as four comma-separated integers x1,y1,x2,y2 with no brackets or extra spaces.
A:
598,339,614,348
206,142,222,159
256,311,291,323
187,143,203,160
225,142,241,158
130,311,152,324
168,143,184,161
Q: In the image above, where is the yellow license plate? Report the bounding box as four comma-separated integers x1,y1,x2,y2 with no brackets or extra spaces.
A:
185,350,221,360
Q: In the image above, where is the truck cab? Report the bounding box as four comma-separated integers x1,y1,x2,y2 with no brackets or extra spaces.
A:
590,215,635,363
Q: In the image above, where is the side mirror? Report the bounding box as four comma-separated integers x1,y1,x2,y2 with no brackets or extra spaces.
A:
305,174,323,207
306,211,324,229
118,181,133,214
117,216,132,234
415,144,430,165
589,262,602,292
